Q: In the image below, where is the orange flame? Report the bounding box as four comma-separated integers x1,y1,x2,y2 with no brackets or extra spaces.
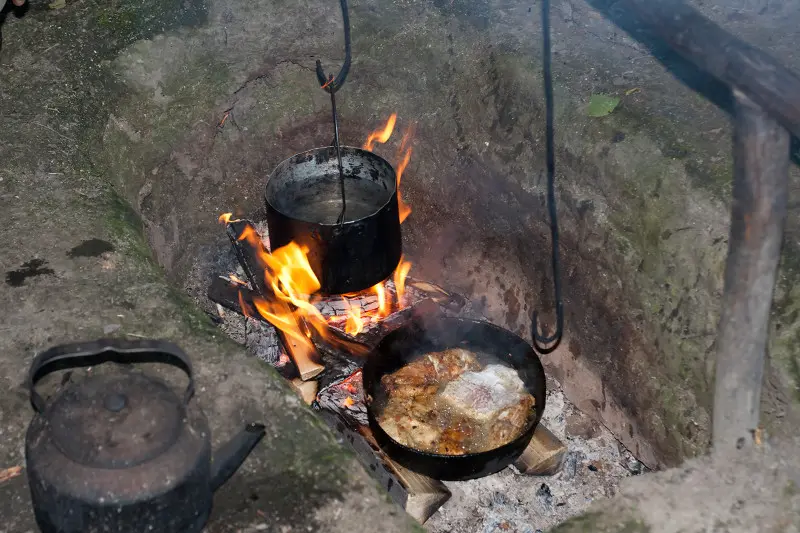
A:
362,114,413,224
220,217,368,358
363,113,397,151
228,274,248,286
344,305,364,336
395,126,414,224
374,283,388,316
394,257,412,307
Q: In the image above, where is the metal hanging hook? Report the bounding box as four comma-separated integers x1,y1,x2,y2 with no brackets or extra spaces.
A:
316,0,352,225
531,0,564,354
316,0,352,95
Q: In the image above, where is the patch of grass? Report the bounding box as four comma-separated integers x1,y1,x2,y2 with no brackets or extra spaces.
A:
88,0,208,57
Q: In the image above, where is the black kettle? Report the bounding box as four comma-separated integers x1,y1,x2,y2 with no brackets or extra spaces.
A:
24,338,266,533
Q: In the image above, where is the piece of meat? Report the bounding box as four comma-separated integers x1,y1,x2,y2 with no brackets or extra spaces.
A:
379,413,442,451
425,348,481,381
439,364,530,423
381,356,438,394
435,420,474,455
380,389,437,423
485,395,535,450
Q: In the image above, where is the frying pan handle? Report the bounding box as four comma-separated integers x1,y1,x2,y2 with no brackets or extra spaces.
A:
28,338,195,414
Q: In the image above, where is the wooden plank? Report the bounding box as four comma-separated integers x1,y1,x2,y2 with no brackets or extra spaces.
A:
712,91,790,453
513,424,567,476
290,378,319,405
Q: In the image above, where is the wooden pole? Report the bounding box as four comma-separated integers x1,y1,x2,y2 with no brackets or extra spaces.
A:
712,90,790,453
611,0,800,139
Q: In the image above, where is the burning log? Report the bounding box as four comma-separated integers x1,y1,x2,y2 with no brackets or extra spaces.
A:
314,369,368,428
513,424,568,476
224,218,270,296
207,274,370,362
314,343,363,391
207,276,323,380
244,317,299,380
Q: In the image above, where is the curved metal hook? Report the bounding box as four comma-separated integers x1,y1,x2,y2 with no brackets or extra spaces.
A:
532,0,564,355
316,0,352,94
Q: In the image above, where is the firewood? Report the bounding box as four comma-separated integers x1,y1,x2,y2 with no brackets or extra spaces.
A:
513,424,567,476
207,277,323,380
290,378,318,405
224,218,270,296
281,329,324,380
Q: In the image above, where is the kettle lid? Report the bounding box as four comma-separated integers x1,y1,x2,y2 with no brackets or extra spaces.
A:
46,371,185,469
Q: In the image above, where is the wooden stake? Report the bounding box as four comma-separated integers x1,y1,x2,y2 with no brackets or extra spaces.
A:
513,424,567,476
712,91,789,453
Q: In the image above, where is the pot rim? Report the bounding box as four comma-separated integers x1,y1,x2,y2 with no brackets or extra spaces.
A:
265,145,398,228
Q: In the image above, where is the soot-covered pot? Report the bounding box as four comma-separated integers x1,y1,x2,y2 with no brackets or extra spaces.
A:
24,338,266,533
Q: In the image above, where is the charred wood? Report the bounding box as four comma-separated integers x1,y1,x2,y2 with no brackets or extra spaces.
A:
207,276,323,379
225,219,270,295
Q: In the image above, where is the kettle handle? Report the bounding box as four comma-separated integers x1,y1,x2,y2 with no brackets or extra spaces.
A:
28,338,195,414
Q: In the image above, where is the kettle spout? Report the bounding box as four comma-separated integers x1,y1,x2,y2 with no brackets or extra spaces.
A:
210,422,266,492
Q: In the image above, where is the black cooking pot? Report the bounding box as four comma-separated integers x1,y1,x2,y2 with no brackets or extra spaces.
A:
362,315,547,481
265,146,403,295
25,339,266,533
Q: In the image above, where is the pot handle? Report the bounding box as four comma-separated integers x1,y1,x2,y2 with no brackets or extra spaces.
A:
28,338,195,414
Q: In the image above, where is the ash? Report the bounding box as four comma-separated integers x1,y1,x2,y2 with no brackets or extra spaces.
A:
425,386,645,533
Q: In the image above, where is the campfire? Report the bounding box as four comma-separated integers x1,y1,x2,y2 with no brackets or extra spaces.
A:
207,113,570,524
212,114,428,375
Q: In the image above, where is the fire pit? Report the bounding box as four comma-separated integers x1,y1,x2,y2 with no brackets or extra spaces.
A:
201,1,644,527
202,113,644,530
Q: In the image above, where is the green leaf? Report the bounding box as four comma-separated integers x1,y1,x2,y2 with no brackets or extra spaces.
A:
587,94,620,117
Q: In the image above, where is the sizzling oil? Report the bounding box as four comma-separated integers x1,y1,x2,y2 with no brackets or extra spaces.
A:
376,349,535,456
